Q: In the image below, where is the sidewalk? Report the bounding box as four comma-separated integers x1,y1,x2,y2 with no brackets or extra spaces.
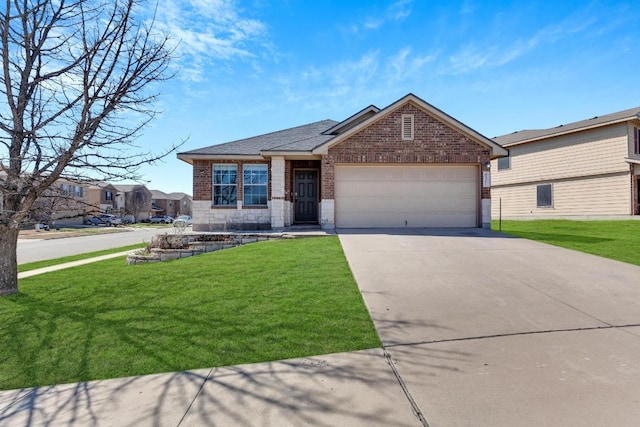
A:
17,251,134,279
0,349,419,426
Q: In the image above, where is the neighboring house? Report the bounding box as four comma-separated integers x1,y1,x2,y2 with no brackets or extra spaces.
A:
150,190,193,217
172,192,193,217
113,184,153,222
178,93,507,231
86,183,117,215
491,106,640,219
32,179,89,224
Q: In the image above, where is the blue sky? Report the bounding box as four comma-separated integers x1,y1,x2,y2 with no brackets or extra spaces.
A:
136,0,640,194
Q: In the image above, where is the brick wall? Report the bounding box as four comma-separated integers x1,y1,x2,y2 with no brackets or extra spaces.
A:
322,102,491,199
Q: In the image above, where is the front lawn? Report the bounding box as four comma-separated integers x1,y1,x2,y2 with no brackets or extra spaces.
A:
1,237,380,390
493,220,640,266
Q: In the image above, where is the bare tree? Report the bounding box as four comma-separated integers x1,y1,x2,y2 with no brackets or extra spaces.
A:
125,185,150,222
0,0,179,295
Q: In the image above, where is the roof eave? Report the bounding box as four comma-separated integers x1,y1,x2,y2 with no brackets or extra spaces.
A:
501,115,640,147
177,153,265,164
260,150,321,159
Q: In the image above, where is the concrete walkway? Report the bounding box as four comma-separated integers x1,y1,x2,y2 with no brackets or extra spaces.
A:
3,228,640,426
17,251,134,279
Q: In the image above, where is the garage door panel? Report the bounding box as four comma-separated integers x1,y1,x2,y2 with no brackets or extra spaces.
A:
335,165,478,228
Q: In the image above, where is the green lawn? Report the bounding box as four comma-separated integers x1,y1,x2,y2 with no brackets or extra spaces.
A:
492,220,640,266
1,237,380,391
18,244,145,273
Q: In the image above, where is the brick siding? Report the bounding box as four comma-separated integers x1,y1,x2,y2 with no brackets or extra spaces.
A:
322,102,491,199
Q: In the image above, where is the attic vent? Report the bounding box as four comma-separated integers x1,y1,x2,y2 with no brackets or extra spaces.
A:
402,114,414,140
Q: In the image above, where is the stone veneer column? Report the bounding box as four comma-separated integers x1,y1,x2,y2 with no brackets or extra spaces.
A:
270,156,285,229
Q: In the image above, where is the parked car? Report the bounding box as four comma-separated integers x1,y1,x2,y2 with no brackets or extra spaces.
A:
173,215,193,227
99,214,122,226
84,216,106,226
149,215,173,224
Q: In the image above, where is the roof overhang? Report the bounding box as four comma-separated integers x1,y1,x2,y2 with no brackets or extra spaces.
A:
625,157,640,165
312,93,508,159
260,150,322,160
502,114,640,148
177,153,265,165
322,105,380,135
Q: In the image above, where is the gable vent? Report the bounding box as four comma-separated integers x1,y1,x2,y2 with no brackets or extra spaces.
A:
402,114,414,140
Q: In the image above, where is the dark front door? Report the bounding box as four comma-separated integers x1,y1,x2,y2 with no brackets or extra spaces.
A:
295,170,318,223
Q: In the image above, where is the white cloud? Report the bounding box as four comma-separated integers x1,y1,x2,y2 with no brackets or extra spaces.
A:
445,8,600,75
273,46,437,115
149,0,268,81
347,0,414,33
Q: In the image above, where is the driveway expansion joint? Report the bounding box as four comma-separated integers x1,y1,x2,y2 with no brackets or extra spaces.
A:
383,324,640,348
383,347,430,427
176,367,214,426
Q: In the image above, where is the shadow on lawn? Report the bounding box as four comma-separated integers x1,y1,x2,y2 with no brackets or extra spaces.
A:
0,298,473,426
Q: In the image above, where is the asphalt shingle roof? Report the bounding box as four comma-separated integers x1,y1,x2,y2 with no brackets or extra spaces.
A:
179,119,338,156
494,106,640,146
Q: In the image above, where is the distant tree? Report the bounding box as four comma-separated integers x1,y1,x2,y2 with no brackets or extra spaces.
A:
125,185,150,221
0,0,179,295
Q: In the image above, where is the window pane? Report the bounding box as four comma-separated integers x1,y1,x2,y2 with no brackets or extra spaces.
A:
213,164,238,206
537,184,552,207
497,156,510,170
243,164,268,206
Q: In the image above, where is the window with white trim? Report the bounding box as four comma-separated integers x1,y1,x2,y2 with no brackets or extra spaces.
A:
402,114,414,140
243,164,268,206
213,164,238,206
497,155,510,170
536,184,553,208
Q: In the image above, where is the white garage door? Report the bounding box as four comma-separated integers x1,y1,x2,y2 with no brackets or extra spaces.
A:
335,165,478,228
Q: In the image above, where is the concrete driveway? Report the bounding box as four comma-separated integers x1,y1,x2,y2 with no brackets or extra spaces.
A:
339,228,640,427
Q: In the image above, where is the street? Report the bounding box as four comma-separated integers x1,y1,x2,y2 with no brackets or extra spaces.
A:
17,227,172,264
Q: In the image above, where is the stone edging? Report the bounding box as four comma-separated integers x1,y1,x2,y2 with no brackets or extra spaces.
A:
126,233,295,264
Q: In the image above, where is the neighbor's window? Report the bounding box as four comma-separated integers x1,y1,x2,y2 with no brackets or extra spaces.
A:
497,155,511,170
402,114,414,140
73,186,83,197
105,191,113,201
537,184,553,208
213,164,238,206
635,127,640,155
243,164,268,206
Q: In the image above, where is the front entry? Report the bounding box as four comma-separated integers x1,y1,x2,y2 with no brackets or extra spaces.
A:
294,170,318,223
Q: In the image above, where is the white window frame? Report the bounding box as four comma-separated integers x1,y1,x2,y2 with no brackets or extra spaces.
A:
243,164,268,206
497,155,511,170
402,114,414,140
212,164,238,206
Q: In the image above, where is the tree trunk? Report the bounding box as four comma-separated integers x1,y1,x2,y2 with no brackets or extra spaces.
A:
0,227,20,296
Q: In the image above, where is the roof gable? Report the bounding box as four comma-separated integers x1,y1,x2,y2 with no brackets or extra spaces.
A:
313,93,507,158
